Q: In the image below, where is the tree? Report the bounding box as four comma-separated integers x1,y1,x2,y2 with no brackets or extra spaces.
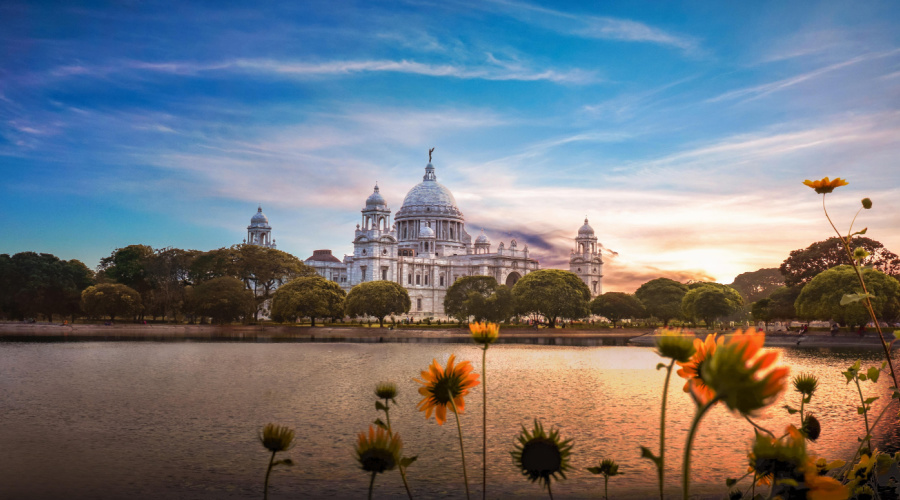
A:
511,270,590,327
184,277,255,324
344,281,411,327
270,276,346,326
634,278,688,326
0,252,95,321
682,284,743,328
590,292,645,327
751,298,773,331
191,245,317,319
145,247,200,321
729,268,784,303
767,286,802,321
795,265,900,327
780,237,900,287
81,283,143,321
444,276,515,323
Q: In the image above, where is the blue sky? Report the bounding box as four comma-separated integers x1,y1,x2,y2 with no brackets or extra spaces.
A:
2,0,899,292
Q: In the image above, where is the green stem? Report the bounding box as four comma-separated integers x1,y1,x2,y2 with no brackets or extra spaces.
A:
264,450,276,500
799,397,805,428
854,379,872,450
368,470,377,500
448,394,471,500
482,346,488,500
658,359,676,500
822,195,899,390
383,403,414,500
840,399,898,479
604,475,609,500
743,415,775,439
547,478,554,500
682,397,720,500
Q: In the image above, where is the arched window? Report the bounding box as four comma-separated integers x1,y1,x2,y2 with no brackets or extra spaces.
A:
439,274,445,287
408,273,412,284
416,274,421,285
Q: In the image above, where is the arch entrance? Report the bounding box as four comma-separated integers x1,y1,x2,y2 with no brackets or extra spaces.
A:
505,272,522,287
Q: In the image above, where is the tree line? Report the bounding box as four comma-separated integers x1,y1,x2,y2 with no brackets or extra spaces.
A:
2,235,897,327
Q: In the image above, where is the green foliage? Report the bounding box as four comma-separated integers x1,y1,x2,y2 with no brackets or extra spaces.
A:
99,244,155,293
729,268,785,303
767,286,802,320
443,276,514,323
271,275,346,326
751,298,772,326
80,283,143,320
634,278,688,326
0,252,96,321
779,237,900,287
345,281,411,327
795,265,900,325
590,292,645,327
681,284,743,327
511,269,590,327
190,245,316,319
184,277,255,324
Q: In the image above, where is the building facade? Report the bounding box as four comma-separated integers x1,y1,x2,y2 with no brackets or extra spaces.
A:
302,158,604,318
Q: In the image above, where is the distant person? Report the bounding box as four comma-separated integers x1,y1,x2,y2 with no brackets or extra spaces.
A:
831,323,840,336
857,325,867,337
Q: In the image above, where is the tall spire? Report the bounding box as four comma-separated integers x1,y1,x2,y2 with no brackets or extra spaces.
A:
424,149,437,181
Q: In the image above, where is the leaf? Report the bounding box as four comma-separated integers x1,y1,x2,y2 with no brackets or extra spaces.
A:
864,397,879,405
375,401,387,412
373,418,388,430
867,367,881,383
400,455,418,467
841,293,873,305
852,228,868,236
783,405,799,415
842,370,855,383
859,374,867,381
858,407,866,415
725,478,737,487
640,446,662,467
777,478,799,487
587,467,602,475
656,363,666,370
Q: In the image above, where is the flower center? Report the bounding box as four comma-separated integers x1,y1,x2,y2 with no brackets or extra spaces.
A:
521,438,562,476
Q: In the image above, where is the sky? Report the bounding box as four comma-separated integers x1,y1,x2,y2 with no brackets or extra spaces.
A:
2,0,899,293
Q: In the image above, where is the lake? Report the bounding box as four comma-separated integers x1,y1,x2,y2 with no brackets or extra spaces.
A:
1,341,897,499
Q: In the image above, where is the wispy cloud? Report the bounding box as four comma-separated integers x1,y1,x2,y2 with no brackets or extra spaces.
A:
708,48,900,103
474,0,699,52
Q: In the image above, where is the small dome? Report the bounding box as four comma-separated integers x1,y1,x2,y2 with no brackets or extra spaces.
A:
251,206,269,225
578,218,594,236
475,230,490,245
419,225,436,238
366,184,386,208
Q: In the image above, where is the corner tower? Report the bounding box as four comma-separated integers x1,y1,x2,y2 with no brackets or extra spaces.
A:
570,218,603,297
246,206,276,248
351,184,398,283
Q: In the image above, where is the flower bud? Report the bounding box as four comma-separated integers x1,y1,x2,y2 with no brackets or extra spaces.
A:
861,198,872,209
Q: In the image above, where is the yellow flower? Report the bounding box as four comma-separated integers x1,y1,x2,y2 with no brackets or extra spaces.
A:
375,381,398,401
258,423,295,453
676,333,723,405
511,419,573,491
803,177,848,194
655,328,696,363
470,322,500,345
414,354,480,425
748,426,806,487
702,328,789,415
355,425,403,474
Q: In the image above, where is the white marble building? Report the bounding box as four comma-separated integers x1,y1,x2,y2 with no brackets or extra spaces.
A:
304,159,603,318
245,206,276,248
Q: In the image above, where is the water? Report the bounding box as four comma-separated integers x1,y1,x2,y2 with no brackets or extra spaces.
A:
0,342,897,499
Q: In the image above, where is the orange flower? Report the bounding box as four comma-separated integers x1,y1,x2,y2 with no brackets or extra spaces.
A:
676,334,723,405
803,459,849,500
703,328,789,415
470,322,500,345
803,177,848,194
414,354,480,425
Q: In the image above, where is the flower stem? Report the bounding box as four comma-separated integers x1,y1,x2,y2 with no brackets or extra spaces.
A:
547,478,554,500
368,470,377,500
822,194,899,390
604,475,610,500
264,450,276,500
448,394,471,500
658,359,676,500
482,346,488,500
854,379,872,450
384,402,414,500
682,397,719,500
744,415,775,439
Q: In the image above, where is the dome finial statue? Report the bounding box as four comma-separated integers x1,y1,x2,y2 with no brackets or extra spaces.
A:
428,147,434,163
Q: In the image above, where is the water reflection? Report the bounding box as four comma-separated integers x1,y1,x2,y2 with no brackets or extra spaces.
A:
0,342,896,499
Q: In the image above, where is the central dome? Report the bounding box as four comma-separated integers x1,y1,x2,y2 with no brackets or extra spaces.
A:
396,163,462,218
